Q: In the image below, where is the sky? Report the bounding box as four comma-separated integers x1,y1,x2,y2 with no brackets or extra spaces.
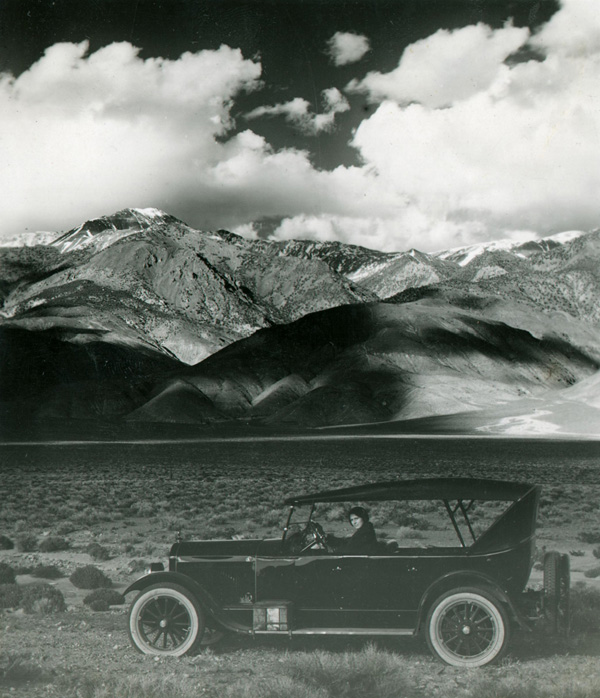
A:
1,0,599,253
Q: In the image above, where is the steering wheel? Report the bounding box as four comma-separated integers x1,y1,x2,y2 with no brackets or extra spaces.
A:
299,521,329,553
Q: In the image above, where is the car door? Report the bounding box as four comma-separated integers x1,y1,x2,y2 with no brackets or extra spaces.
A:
255,542,421,628
331,552,421,627
255,542,341,602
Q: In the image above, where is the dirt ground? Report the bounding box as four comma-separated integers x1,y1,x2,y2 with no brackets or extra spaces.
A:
2,526,600,698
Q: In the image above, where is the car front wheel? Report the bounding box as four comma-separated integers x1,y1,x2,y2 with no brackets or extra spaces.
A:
129,583,204,656
425,588,509,667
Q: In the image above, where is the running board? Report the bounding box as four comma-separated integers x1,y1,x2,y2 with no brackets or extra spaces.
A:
253,628,414,636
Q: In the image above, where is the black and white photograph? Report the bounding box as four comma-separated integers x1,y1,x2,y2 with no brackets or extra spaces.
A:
1,0,599,695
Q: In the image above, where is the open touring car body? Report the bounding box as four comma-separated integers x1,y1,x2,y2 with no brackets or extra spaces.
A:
125,477,570,667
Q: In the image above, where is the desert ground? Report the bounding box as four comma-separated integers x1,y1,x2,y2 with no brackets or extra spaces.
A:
2,437,600,697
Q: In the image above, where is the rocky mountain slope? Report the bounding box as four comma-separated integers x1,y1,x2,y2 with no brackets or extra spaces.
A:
133,298,599,428
1,209,598,434
269,229,592,301
0,325,180,431
0,209,372,364
390,229,600,327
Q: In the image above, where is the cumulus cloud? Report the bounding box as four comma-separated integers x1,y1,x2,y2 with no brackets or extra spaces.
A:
0,41,262,235
327,31,370,66
0,38,369,240
347,22,529,107
244,87,349,134
531,0,600,55
3,0,600,255
322,87,348,112
260,0,600,251
244,97,312,126
204,131,398,228
269,213,454,252
345,0,600,243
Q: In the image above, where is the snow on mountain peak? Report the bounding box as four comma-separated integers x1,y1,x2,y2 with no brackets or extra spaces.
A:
544,230,586,245
131,207,167,219
435,230,588,266
435,236,533,266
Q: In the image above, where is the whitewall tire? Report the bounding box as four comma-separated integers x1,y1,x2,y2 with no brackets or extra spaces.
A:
129,583,204,656
425,588,509,667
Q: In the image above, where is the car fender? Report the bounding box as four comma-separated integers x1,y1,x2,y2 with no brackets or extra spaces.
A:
124,571,241,632
415,570,523,634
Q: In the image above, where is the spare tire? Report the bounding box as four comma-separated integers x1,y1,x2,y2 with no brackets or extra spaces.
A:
543,551,570,636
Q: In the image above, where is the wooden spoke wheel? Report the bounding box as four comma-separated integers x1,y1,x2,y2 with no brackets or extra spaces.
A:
129,583,204,656
426,588,510,667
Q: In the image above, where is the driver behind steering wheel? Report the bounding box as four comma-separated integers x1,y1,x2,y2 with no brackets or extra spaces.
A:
315,506,377,553
286,519,329,554
302,521,328,552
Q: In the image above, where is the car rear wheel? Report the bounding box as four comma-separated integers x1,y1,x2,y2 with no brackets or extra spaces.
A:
129,583,204,656
544,551,570,636
425,588,510,667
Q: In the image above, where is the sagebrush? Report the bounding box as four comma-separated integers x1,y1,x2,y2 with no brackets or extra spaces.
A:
70,565,111,589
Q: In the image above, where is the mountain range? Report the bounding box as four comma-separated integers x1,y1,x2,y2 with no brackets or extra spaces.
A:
1,208,598,437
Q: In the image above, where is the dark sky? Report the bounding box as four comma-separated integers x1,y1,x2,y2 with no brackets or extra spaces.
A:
1,0,559,169
1,1,559,71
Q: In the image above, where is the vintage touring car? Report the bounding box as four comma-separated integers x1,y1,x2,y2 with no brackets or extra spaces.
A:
125,477,570,667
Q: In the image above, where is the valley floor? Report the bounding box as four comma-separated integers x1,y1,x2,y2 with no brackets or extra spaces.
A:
3,599,600,698
2,508,600,697
2,436,600,696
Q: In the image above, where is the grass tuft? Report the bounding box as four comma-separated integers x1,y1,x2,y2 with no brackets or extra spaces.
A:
464,667,600,698
570,582,600,633
225,675,329,698
70,565,112,589
0,584,23,610
0,562,16,585
20,583,66,614
0,653,48,687
16,533,38,552
86,542,111,561
127,559,148,574
83,588,125,611
31,564,64,579
0,535,14,550
228,645,422,698
38,535,70,552
577,530,600,544
56,674,206,698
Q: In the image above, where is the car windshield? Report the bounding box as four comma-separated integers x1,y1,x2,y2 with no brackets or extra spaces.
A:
286,498,515,548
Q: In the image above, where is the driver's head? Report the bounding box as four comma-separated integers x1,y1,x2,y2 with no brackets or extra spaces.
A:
348,506,369,528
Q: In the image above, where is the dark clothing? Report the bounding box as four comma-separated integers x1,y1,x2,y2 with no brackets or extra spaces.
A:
341,521,377,553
